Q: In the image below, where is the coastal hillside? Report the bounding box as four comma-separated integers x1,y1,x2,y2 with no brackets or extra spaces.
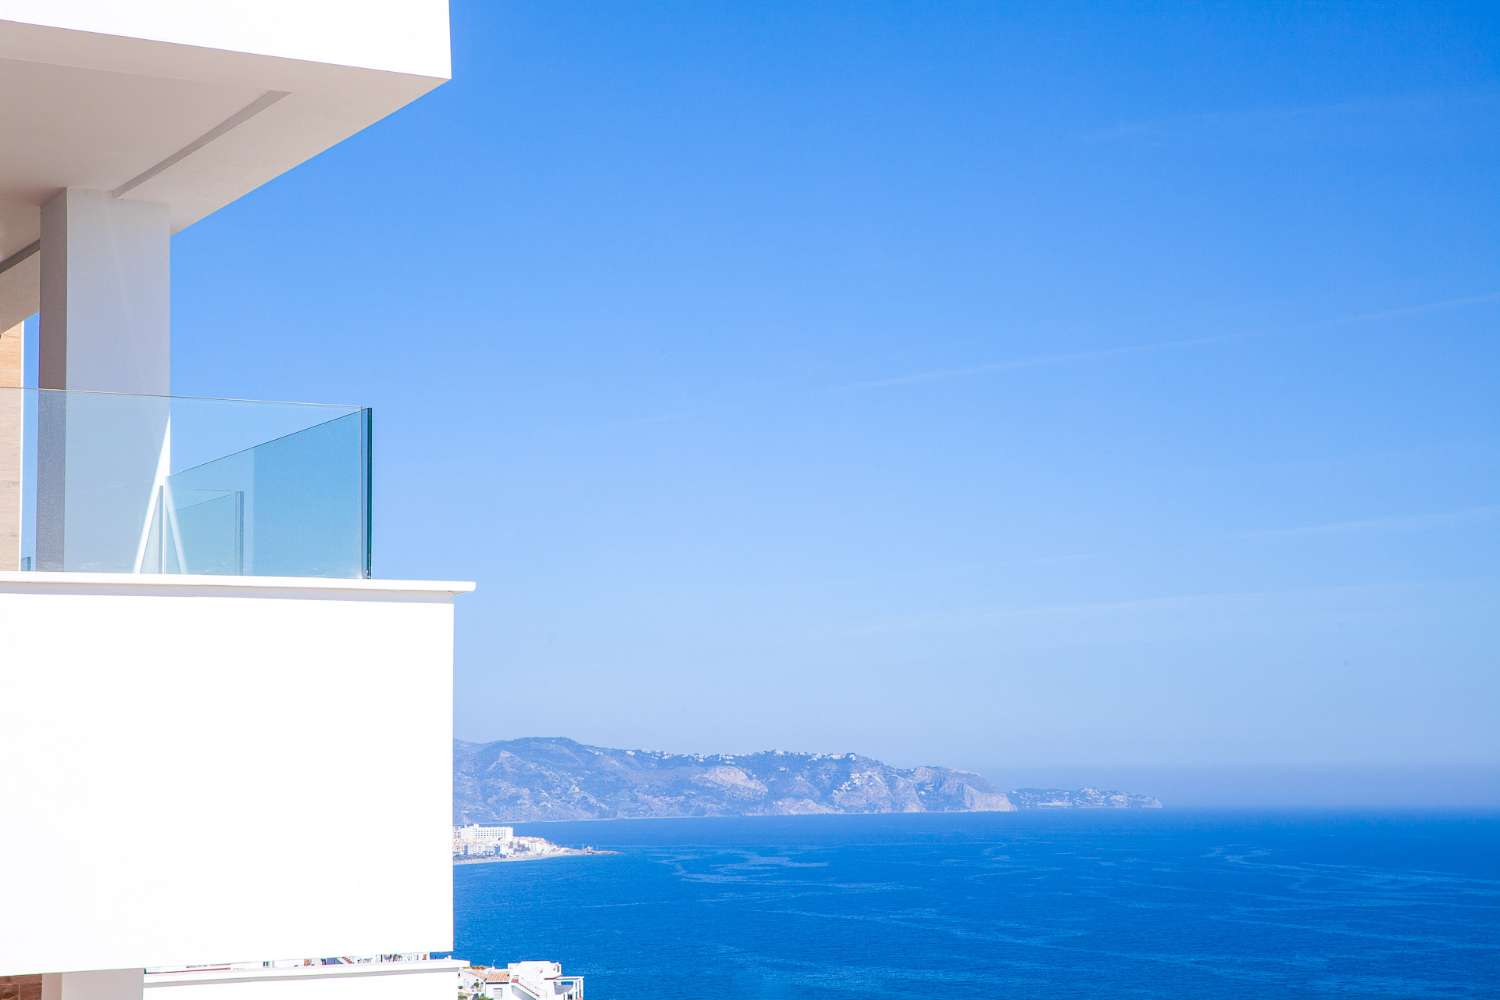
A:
453,737,1160,822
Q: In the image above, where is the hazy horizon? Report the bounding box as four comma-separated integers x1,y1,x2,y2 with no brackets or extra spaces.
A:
453,732,1500,810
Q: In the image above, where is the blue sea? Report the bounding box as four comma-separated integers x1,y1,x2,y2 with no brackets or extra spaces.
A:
454,812,1500,998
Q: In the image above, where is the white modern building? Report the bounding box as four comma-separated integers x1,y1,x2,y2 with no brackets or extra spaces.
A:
0,7,468,1000
454,824,517,857
460,964,584,1000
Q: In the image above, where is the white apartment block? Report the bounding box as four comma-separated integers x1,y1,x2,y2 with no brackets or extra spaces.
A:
461,964,584,1000
0,7,467,1000
455,825,517,856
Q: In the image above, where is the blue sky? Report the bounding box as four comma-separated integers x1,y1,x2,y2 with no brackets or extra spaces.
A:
159,2,1500,797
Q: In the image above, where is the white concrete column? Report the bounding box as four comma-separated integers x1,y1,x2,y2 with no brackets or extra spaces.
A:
40,972,143,1000
39,189,170,394
36,190,171,571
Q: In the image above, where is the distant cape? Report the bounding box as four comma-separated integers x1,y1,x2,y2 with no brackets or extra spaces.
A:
453,737,1161,823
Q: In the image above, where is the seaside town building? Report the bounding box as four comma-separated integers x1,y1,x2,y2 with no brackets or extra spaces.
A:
452,826,585,862
454,825,517,857
0,6,469,1000
460,964,584,1000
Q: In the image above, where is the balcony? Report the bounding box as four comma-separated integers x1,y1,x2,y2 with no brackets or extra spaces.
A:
0,388,370,578
0,388,463,979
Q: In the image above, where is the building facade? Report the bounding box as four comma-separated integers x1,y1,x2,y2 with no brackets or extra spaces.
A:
0,6,466,1000
455,825,517,857
460,964,584,1000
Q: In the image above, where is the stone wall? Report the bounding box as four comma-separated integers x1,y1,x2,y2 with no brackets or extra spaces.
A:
0,976,42,1000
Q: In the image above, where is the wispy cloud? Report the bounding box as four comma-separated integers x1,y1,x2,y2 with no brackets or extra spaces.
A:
1247,504,1500,540
588,289,1500,427
1325,290,1500,326
1078,88,1500,145
833,289,1500,394
832,331,1245,392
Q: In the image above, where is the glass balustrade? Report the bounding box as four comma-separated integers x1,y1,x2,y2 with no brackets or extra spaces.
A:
0,388,371,578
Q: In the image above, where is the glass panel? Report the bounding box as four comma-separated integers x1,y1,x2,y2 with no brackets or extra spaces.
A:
169,489,243,575
1,388,372,579
167,410,368,578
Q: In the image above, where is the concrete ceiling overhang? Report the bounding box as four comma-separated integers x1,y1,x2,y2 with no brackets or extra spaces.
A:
0,6,450,330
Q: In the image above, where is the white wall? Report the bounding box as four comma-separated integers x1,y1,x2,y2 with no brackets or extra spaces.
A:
144,962,463,1000
0,575,469,976
44,970,145,1000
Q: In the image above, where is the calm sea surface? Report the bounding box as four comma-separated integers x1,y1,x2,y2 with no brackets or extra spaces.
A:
453,812,1500,998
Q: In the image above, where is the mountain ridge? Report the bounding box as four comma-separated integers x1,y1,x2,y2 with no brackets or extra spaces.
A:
453,737,1161,822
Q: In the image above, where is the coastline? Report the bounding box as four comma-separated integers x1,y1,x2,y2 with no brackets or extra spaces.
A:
466,806,1162,827
453,848,618,865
